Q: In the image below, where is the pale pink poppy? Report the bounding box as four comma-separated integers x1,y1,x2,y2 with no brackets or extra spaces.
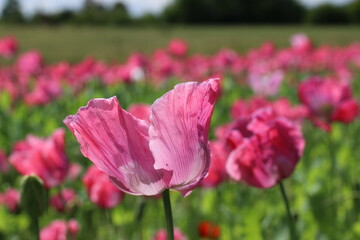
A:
9,129,70,188
83,165,125,209
64,78,220,196
226,108,305,188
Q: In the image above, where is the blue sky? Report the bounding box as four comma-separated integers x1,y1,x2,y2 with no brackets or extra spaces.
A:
0,0,354,18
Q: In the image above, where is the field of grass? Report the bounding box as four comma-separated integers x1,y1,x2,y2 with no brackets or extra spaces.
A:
0,25,359,62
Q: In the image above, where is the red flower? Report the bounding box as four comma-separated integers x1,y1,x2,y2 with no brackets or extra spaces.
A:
198,221,220,239
83,166,125,209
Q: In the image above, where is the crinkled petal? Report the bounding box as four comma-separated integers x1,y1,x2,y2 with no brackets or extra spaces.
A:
64,96,169,196
149,78,220,195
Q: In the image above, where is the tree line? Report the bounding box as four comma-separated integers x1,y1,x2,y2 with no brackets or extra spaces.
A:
2,0,360,25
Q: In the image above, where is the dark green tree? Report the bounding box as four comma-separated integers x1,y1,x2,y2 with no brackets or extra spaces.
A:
162,0,305,24
347,0,360,23
2,0,24,23
307,3,350,24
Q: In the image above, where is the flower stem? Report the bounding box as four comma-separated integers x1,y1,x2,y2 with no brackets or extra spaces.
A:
279,182,297,240
135,197,147,240
162,189,174,240
30,216,40,240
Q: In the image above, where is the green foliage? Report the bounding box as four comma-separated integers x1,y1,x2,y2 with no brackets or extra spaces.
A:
347,0,360,23
26,1,131,26
2,0,24,23
307,4,351,24
163,0,305,24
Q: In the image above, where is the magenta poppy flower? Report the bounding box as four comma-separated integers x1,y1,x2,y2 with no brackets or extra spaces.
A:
83,166,125,209
64,78,220,196
290,33,312,53
226,108,305,188
168,38,188,57
67,163,82,181
16,50,43,75
50,188,77,212
200,140,228,188
231,97,308,124
9,129,70,188
152,227,188,240
40,219,79,240
0,188,20,212
298,76,359,131
0,36,18,58
127,103,151,123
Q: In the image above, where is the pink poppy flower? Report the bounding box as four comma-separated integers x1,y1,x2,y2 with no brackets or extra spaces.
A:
152,227,188,240
67,163,82,181
0,188,20,212
9,129,70,188
168,39,188,57
200,140,228,188
83,166,125,209
67,219,80,237
0,36,18,58
50,188,77,212
226,108,305,188
231,97,308,124
16,50,43,75
40,219,79,240
0,149,9,173
64,78,220,196
247,69,284,96
298,76,359,131
290,33,312,53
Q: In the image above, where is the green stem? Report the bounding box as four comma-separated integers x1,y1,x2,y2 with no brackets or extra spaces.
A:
162,189,174,240
279,182,297,240
135,197,147,240
30,216,40,240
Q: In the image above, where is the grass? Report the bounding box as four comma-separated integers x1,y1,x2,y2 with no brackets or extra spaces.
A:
0,24,359,63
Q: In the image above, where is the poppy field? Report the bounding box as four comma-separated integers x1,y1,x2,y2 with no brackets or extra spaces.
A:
1,26,360,240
